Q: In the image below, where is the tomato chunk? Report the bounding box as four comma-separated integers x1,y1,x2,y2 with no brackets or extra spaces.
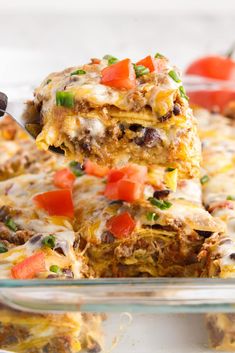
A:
186,56,235,81
136,55,156,73
118,179,143,202
104,182,119,200
107,170,125,183
119,164,147,183
33,189,74,218
53,168,76,189
188,90,235,112
11,252,46,279
85,160,109,178
101,59,136,90
106,212,136,239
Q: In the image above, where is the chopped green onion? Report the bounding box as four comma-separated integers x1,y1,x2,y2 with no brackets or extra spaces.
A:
42,235,56,249
146,212,159,221
227,195,235,201
165,167,175,172
46,79,52,84
50,265,60,273
70,69,86,76
179,86,189,101
103,55,119,66
56,91,75,108
69,161,84,177
154,52,165,59
168,70,181,83
134,64,150,78
200,175,209,185
148,197,172,210
5,218,17,232
0,242,8,253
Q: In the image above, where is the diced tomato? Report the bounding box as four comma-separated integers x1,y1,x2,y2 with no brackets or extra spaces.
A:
106,212,136,239
186,56,235,81
104,182,119,200
188,89,235,112
85,160,109,178
53,168,76,189
11,252,46,279
118,179,143,202
101,59,136,90
33,189,74,218
118,164,147,183
136,55,156,73
107,170,125,183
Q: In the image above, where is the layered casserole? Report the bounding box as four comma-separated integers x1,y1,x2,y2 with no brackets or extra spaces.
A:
32,55,201,178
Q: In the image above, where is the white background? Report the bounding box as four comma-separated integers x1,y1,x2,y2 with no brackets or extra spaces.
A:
1,0,235,88
0,1,234,351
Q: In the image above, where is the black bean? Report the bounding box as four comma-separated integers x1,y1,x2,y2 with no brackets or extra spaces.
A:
129,124,143,132
87,341,102,353
62,268,74,278
196,230,213,238
134,128,161,148
159,111,172,122
101,231,115,244
79,140,92,153
173,104,181,116
0,92,8,117
29,234,43,244
230,253,235,260
109,200,123,205
153,189,170,199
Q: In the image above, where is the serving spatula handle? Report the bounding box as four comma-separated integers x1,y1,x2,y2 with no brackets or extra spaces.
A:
0,92,8,117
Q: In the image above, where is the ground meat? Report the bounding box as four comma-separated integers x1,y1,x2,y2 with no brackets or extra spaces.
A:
0,225,34,245
126,91,147,112
101,231,115,244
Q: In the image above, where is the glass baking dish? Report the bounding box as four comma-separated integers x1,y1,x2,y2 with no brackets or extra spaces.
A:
1,82,235,353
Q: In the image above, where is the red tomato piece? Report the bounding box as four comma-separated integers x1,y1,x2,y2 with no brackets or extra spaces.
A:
101,58,136,90
106,212,136,239
136,55,156,72
11,252,46,279
33,189,74,218
186,56,235,81
85,160,109,178
53,168,76,189
107,170,125,183
118,179,143,202
104,182,119,200
188,90,235,112
119,164,147,183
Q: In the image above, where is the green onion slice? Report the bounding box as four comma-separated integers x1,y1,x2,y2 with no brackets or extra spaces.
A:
50,265,60,273
200,175,209,185
42,235,56,249
70,69,86,76
56,91,75,108
179,86,189,101
5,218,17,232
227,195,235,201
0,242,8,253
146,212,159,221
134,64,150,78
103,55,119,66
154,52,165,59
168,70,181,83
148,197,172,210
69,161,84,177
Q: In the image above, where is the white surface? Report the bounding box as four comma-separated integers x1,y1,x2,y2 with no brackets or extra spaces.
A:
104,313,214,353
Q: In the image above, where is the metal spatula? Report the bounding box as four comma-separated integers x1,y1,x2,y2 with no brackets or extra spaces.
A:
0,91,64,154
